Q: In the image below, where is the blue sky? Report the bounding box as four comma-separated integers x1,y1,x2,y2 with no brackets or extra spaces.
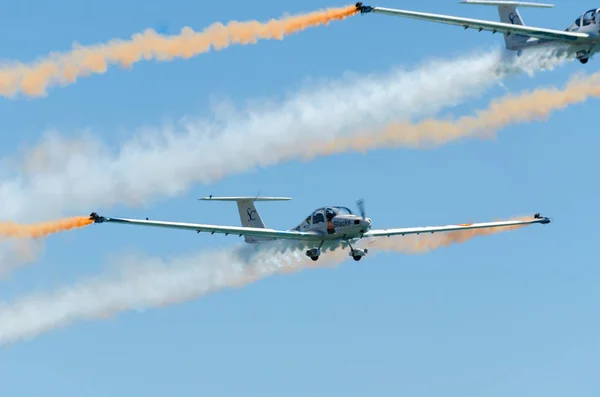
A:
0,0,599,396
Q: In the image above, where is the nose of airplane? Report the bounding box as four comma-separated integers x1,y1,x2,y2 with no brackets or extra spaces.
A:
364,217,372,227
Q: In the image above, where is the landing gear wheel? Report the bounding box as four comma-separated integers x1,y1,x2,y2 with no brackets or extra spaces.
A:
353,255,362,261
306,245,322,261
580,57,589,64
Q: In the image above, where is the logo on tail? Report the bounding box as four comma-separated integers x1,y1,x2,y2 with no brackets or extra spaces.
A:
508,12,521,25
247,208,257,221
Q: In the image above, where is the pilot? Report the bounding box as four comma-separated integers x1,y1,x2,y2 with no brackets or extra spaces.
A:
325,208,336,235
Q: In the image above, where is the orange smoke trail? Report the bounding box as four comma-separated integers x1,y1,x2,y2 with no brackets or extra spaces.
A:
309,72,600,156
0,5,358,98
367,216,532,254
0,216,93,239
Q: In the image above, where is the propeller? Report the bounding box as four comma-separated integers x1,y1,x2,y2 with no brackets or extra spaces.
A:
356,198,366,220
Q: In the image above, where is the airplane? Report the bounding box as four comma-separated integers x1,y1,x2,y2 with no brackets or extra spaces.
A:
88,196,551,262
355,1,600,64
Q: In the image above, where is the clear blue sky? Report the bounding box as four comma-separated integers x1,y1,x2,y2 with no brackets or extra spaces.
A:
0,0,598,396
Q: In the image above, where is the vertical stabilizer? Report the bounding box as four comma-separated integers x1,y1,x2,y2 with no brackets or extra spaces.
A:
235,199,266,229
497,4,530,49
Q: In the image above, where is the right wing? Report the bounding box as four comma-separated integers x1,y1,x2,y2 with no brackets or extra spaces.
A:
89,213,323,241
359,4,590,43
362,214,551,238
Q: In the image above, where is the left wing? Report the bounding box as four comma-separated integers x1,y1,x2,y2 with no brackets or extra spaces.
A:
89,213,323,241
357,4,590,43
362,214,550,238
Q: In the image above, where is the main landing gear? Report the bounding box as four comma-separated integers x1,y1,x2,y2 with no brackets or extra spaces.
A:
306,247,322,261
576,50,590,64
305,241,369,262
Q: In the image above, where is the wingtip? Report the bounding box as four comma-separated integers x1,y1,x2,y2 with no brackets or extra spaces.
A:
355,2,374,13
533,213,551,224
89,212,105,223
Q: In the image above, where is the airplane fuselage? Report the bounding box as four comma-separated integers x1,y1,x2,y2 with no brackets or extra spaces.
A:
237,212,372,260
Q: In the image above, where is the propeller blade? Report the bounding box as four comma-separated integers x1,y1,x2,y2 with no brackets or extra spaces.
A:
356,199,366,220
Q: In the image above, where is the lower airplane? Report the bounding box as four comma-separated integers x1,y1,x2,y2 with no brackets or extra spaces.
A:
355,1,600,64
89,196,551,262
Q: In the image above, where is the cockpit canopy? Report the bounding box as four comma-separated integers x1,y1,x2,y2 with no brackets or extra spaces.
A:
566,8,599,31
332,206,353,215
294,206,354,230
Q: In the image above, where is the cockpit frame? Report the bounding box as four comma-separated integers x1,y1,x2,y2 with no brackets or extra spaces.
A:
293,206,355,230
567,8,600,30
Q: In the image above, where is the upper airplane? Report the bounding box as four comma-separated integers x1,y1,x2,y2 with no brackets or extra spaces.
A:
88,196,551,262
355,1,600,64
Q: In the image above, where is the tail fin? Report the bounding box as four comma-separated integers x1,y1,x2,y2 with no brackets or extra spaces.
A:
198,196,291,243
460,1,554,49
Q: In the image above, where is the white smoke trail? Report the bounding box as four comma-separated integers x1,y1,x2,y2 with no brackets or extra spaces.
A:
0,46,566,274
496,42,573,76
0,244,346,345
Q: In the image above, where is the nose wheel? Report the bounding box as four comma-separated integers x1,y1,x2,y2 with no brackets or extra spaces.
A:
351,249,368,261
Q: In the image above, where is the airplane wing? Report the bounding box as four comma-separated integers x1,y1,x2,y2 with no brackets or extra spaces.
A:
357,4,590,43
88,213,322,241
362,214,550,238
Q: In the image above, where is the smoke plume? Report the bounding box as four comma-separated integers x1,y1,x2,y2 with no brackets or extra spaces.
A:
0,5,358,97
0,216,535,345
0,216,93,239
368,216,533,253
0,216,91,276
314,71,599,154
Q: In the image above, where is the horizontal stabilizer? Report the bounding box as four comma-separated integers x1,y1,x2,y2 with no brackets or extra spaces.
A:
199,196,291,201
460,0,554,8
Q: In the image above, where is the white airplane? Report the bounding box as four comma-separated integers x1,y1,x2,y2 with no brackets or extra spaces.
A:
355,1,600,64
89,196,551,262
